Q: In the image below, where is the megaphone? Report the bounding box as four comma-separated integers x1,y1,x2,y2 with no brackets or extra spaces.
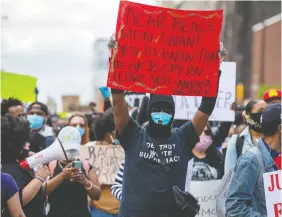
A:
20,126,81,170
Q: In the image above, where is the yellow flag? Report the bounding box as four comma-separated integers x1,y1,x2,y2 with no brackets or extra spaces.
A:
1,71,37,102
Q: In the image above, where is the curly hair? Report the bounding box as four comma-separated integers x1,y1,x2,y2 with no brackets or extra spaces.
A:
1,114,30,164
92,108,115,141
1,97,23,116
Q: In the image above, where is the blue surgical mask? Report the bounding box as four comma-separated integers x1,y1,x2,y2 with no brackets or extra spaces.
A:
76,125,85,136
27,114,44,130
151,112,172,126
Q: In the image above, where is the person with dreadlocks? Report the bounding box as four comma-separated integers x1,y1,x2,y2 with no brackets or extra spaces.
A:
1,97,25,119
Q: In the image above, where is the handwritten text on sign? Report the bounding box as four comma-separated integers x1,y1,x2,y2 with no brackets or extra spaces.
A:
80,143,125,185
107,1,223,96
190,180,222,217
173,62,236,122
263,171,282,217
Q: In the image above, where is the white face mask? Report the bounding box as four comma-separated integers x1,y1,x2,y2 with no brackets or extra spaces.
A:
65,150,79,161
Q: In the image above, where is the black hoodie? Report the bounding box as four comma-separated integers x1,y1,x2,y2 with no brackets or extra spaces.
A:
147,94,175,138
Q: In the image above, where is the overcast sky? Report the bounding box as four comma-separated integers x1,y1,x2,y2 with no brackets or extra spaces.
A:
2,0,158,111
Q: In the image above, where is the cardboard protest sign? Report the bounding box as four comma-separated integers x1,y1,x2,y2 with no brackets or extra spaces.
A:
173,62,236,122
263,170,282,217
107,1,223,97
80,142,125,185
190,180,222,217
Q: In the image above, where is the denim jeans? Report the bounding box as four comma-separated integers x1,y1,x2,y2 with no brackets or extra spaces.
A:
89,206,118,217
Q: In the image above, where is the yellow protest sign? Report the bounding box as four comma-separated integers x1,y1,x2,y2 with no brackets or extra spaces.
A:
1,71,37,102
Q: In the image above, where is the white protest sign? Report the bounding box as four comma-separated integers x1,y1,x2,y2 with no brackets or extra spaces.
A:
263,170,282,217
124,93,146,107
173,62,236,122
80,142,125,185
190,180,222,217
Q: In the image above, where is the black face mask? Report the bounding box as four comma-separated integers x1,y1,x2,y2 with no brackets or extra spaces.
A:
246,112,263,133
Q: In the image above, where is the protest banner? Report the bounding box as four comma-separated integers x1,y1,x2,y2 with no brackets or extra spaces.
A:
80,142,125,185
190,180,222,217
173,62,236,121
1,71,37,102
107,1,223,97
263,170,282,217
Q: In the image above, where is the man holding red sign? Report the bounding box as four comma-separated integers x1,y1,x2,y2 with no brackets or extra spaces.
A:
107,2,226,217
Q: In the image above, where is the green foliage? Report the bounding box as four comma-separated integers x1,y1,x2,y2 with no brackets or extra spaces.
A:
257,84,281,99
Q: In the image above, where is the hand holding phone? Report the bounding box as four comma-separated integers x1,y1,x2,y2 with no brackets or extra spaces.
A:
72,160,82,170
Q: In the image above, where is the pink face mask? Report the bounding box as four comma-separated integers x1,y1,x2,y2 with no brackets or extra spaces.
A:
194,136,213,152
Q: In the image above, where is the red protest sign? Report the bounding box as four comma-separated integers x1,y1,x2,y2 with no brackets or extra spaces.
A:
107,1,223,96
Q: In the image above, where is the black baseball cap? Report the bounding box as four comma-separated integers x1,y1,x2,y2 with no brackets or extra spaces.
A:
261,103,281,136
27,102,49,115
261,103,281,124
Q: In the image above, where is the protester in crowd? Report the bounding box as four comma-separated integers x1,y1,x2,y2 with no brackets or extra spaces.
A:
108,38,226,217
46,114,60,137
191,123,225,181
224,99,267,173
89,108,120,217
1,114,50,217
68,113,90,145
27,102,55,152
221,111,247,157
1,173,26,217
226,103,281,216
46,154,101,217
1,97,25,118
111,161,124,201
263,89,281,104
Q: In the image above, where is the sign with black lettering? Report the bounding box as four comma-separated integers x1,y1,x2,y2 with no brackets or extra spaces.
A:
173,62,236,122
190,180,222,217
80,142,125,185
107,1,223,96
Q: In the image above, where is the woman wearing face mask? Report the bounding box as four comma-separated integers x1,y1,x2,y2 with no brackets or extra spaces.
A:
88,108,120,217
68,113,90,145
1,114,50,217
224,99,267,173
191,124,225,181
45,120,101,217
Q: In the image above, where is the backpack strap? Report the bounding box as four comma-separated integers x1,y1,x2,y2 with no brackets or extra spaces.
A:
235,135,245,159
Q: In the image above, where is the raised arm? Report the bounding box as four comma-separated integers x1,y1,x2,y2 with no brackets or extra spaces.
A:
112,91,130,135
108,36,129,134
192,43,227,136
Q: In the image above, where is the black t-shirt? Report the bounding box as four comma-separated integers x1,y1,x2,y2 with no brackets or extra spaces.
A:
48,162,92,217
117,118,199,217
1,162,46,217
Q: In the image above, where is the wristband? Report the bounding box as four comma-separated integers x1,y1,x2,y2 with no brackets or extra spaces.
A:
111,88,124,94
35,176,45,183
198,70,222,115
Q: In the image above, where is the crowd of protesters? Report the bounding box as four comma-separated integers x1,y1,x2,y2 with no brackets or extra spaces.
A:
1,39,281,217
